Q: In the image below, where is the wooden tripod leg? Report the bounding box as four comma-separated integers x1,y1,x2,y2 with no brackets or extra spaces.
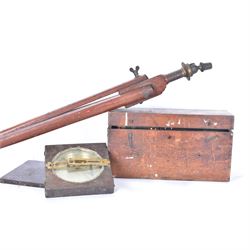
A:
0,85,154,149
0,75,148,137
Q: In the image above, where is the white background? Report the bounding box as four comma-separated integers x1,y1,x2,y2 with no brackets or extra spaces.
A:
0,1,249,250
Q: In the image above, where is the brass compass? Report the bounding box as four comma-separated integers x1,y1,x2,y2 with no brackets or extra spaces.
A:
45,143,114,198
46,147,109,183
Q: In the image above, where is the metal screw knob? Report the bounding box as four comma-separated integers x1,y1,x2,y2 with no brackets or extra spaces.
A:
199,62,212,72
129,66,140,78
182,62,212,80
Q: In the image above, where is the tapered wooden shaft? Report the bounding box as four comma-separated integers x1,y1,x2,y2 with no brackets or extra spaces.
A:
0,84,160,148
0,75,148,137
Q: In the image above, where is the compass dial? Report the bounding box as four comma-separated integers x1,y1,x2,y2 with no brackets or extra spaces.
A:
50,147,105,183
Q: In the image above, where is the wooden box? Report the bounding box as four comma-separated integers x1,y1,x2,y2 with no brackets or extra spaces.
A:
108,108,234,181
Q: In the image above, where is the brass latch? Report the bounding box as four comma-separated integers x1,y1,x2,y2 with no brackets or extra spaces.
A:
46,157,110,170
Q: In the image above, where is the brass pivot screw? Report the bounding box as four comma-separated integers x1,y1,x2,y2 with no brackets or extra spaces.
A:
182,62,212,80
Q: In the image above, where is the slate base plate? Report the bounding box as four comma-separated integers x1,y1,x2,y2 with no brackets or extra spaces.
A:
0,160,45,188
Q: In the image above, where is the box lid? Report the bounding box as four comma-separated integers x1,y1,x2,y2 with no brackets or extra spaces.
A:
108,108,234,130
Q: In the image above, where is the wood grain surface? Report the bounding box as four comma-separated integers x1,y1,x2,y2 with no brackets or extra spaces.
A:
108,108,234,181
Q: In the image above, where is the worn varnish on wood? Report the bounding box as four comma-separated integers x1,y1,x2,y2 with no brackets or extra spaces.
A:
108,108,234,181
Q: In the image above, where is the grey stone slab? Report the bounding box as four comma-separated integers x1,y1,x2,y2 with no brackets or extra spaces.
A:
0,160,44,188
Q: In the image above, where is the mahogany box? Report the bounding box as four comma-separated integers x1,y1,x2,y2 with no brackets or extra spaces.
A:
108,108,234,181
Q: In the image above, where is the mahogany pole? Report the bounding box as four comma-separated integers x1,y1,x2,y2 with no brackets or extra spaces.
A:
0,62,212,149
0,85,157,148
0,75,148,136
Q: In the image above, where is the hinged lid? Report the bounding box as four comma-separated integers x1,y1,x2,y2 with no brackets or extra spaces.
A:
108,108,234,130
